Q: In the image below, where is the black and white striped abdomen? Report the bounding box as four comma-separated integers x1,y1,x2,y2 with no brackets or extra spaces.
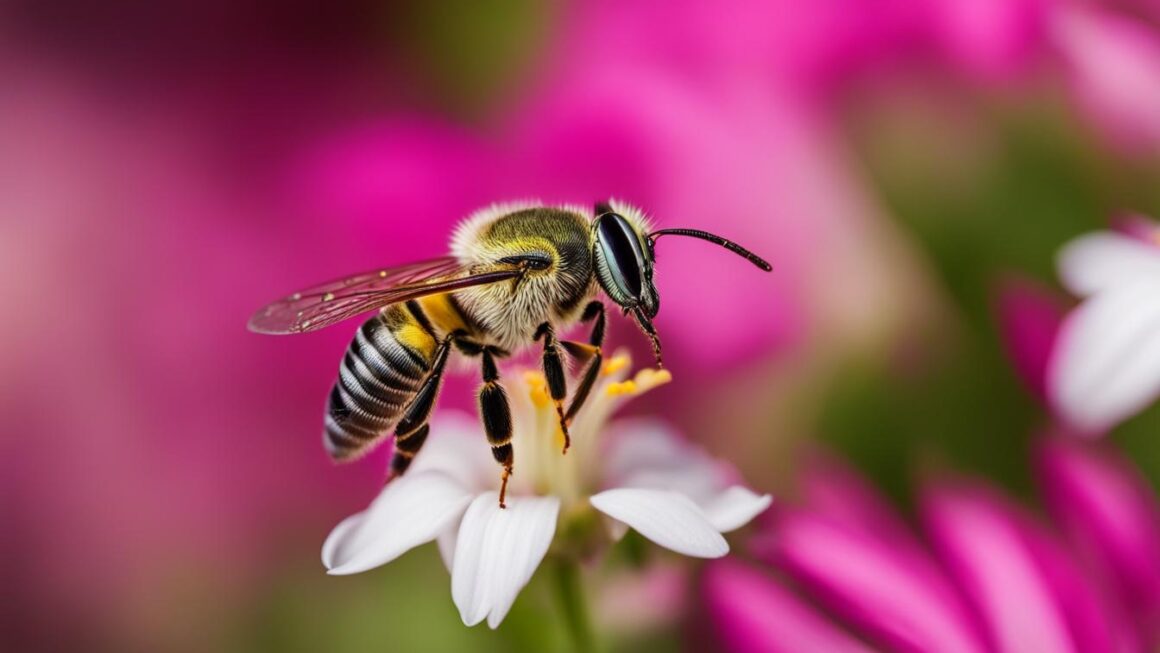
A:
324,313,431,460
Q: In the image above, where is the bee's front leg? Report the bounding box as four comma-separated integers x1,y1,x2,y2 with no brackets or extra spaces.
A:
630,306,663,369
534,322,571,454
478,347,514,508
561,301,605,423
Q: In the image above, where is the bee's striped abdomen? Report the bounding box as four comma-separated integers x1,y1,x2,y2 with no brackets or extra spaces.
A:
324,306,436,460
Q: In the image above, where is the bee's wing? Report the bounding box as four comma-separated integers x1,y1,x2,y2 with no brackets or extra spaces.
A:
248,256,521,335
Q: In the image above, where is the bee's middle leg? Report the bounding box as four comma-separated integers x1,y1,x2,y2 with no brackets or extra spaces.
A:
534,321,571,453
478,347,514,508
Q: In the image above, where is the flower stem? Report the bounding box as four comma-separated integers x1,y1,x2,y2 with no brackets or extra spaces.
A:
552,558,597,653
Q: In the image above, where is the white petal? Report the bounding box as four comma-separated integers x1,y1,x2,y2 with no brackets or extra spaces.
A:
603,515,630,542
590,488,729,558
320,513,364,568
408,412,495,492
1058,232,1160,297
451,493,560,629
437,527,458,573
603,418,729,503
323,470,473,575
1049,281,1160,431
701,486,774,533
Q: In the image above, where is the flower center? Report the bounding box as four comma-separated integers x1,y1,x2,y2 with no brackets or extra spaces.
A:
513,354,671,506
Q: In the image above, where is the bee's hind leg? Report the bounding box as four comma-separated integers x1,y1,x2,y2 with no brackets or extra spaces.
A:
534,321,572,454
478,347,515,508
561,301,605,424
387,334,454,482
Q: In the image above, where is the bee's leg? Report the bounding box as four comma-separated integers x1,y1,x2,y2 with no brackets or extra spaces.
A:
534,321,571,454
631,306,663,368
478,347,515,508
387,334,454,481
562,301,605,423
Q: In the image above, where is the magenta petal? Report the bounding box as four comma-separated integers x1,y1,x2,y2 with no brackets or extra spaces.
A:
995,277,1067,405
798,451,931,562
1012,506,1143,653
1053,5,1160,153
921,483,1080,653
1036,437,1160,642
930,0,1044,85
703,559,874,653
765,509,987,653
292,117,489,249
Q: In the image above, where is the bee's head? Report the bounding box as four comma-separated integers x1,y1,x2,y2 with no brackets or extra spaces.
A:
592,200,773,320
592,203,660,318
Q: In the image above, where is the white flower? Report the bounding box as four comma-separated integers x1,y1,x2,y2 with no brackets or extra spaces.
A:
1048,218,1160,432
321,353,772,628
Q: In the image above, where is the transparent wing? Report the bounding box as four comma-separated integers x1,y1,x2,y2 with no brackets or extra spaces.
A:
248,256,520,335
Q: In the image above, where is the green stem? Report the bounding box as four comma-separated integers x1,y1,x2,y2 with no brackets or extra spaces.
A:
552,558,597,653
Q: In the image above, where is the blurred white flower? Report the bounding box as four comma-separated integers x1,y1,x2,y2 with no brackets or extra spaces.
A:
1049,216,1160,432
321,353,771,628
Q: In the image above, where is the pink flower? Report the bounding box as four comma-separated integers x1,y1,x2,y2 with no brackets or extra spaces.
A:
1037,437,1160,637
707,443,1160,652
928,0,1046,85
1048,215,1160,432
1051,4,1160,154
704,559,875,653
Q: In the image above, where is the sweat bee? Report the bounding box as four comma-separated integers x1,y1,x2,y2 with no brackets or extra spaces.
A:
249,200,771,507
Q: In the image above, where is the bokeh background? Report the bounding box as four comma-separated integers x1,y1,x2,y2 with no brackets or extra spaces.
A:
3,0,1159,651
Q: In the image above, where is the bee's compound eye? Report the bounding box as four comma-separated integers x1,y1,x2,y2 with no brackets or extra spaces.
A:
594,213,646,303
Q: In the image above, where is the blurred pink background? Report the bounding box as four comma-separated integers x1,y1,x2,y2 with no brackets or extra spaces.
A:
4,1,1158,651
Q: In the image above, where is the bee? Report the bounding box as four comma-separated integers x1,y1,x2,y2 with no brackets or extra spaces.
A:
249,200,771,507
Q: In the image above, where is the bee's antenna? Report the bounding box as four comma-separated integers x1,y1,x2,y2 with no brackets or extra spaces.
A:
649,228,772,271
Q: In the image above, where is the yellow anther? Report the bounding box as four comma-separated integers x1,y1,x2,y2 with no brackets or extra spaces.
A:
602,355,630,376
322,292,335,302
524,371,552,407
605,380,639,397
633,368,673,394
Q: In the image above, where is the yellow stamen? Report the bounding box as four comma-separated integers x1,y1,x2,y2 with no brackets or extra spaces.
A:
633,368,673,393
524,371,552,408
605,380,639,397
602,355,630,377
